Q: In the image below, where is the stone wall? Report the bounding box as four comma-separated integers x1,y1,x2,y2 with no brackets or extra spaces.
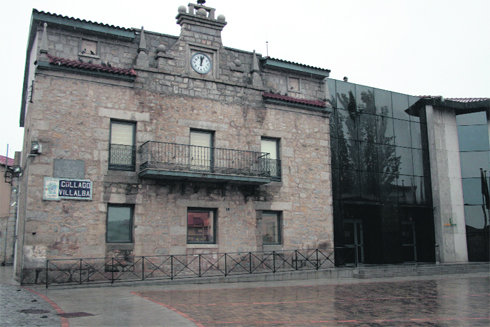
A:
17,5,333,281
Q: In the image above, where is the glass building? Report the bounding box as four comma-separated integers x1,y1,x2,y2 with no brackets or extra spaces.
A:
457,110,490,261
327,79,435,265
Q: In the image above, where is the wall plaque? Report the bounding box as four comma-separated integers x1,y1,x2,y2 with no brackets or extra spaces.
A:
43,177,92,201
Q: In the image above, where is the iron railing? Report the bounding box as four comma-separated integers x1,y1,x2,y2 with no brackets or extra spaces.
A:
139,141,281,179
40,249,334,287
109,144,136,171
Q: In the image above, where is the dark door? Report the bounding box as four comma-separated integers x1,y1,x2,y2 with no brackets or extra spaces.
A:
344,219,364,265
401,220,417,262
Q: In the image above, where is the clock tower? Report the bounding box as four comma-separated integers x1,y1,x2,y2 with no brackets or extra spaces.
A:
175,1,227,78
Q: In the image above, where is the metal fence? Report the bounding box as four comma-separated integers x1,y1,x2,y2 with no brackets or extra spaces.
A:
42,249,334,288
139,141,280,178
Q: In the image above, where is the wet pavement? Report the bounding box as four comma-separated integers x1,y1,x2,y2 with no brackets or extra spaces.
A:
1,265,489,326
0,266,61,326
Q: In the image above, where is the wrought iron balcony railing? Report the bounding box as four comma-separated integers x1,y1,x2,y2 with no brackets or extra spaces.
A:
139,141,279,184
109,144,136,171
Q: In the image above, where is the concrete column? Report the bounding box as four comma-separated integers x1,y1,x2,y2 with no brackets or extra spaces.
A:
425,105,468,263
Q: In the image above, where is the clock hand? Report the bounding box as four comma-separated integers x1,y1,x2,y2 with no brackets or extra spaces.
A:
200,56,203,66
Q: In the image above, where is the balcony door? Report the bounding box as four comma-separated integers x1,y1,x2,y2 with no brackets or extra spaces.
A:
190,130,213,171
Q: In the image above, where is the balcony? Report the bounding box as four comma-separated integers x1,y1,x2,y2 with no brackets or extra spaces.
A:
139,141,279,184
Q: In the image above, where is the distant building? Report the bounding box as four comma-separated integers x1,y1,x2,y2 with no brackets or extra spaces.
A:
1,154,18,265
15,2,489,283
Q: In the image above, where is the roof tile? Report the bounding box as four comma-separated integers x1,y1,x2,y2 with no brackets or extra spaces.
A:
262,92,326,108
47,54,137,77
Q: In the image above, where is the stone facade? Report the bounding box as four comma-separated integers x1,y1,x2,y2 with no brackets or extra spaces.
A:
16,3,333,281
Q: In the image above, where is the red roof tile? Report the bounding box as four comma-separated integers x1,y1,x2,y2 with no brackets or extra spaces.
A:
0,155,14,166
47,54,137,77
262,92,326,108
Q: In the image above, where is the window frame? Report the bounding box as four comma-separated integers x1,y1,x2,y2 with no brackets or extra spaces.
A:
260,211,282,245
190,129,215,171
106,204,134,244
261,137,281,181
109,120,136,171
186,208,217,245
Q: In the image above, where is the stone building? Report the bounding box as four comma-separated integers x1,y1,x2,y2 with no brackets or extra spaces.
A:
14,2,489,282
16,2,333,281
1,154,18,265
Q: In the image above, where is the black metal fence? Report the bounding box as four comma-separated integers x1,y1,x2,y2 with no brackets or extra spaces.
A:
139,141,280,178
42,249,334,288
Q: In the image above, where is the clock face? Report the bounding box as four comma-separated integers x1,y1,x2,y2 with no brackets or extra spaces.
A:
191,53,212,74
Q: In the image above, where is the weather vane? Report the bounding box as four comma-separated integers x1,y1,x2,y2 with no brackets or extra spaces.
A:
197,0,206,5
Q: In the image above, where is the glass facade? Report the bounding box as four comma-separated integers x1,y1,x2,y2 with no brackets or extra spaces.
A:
328,79,434,265
456,111,490,261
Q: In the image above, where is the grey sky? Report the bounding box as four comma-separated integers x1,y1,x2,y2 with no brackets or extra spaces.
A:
1,0,489,156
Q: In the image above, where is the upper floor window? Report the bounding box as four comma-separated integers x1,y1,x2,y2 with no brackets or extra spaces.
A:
109,120,136,171
190,129,214,171
261,137,281,180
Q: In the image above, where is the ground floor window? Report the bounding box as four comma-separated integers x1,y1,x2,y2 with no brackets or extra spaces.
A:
106,204,133,243
187,208,216,244
261,211,282,245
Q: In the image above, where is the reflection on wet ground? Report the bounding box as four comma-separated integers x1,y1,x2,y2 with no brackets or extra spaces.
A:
137,275,490,326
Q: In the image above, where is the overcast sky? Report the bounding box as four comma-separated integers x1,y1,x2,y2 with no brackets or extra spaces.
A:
1,0,489,156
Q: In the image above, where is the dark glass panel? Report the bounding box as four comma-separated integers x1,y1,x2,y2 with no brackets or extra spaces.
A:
358,113,377,143
330,108,339,138
360,171,380,201
397,175,415,204
460,151,490,178
337,137,353,171
397,147,413,176
327,78,337,108
379,173,398,203
412,149,424,176
359,141,378,172
374,88,393,117
340,169,361,200
457,125,490,151
462,178,484,205
338,108,358,140
377,144,399,175
350,141,361,171
464,205,486,229
336,80,357,111
392,93,410,120
332,168,340,200
394,119,411,147
408,96,420,122
330,137,339,169
413,176,428,204
456,111,487,126
376,116,395,145
410,121,422,149
356,85,375,114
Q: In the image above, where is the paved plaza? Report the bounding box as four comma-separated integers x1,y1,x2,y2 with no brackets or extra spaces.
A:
0,266,489,326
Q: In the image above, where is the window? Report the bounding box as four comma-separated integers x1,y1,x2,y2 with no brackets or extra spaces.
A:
261,137,281,180
187,208,216,244
80,39,98,56
261,211,282,245
109,120,135,170
190,129,214,171
106,204,133,243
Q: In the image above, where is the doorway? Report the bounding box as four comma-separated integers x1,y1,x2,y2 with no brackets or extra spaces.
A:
344,219,364,265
